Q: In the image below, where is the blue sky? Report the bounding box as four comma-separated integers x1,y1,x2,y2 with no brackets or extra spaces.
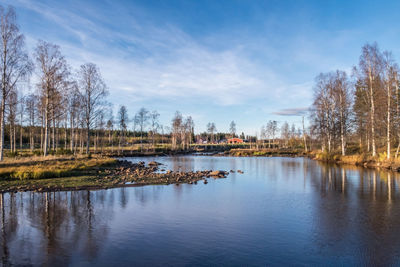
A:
4,0,400,134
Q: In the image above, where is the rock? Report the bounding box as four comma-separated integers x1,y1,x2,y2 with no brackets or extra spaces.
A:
148,161,160,166
237,170,244,174
209,170,227,176
203,179,208,184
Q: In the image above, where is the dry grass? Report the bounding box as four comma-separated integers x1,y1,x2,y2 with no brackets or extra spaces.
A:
230,148,302,157
0,155,116,180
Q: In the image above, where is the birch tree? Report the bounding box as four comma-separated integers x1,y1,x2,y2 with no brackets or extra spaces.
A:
266,120,278,148
356,43,383,157
149,110,159,150
78,63,108,154
25,93,37,151
382,51,398,159
229,121,236,138
134,107,149,151
207,122,216,143
35,41,68,156
333,70,352,156
171,111,182,150
118,105,128,151
0,6,32,160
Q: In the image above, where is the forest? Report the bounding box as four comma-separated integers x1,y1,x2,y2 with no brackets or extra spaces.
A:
310,43,400,160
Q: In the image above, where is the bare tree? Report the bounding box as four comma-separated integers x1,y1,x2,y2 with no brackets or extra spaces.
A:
382,51,398,159
302,116,307,152
280,121,290,148
149,110,159,150
171,111,182,150
78,63,108,154
207,122,217,143
25,93,37,151
266,120,278,148
106,110,114,151
134,107,149,151
229,121,236,139
7,90,17,152
35,41,68,156
356,43,383,157
0,6,32,160
311,73,336,152
95,110,106,153
118,105,128,152
185,116,194,148
66,83,80,153
333,70,352,156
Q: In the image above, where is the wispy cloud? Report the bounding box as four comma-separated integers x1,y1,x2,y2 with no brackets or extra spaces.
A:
11,0,268,107
6,0,367,132
272,107,309,116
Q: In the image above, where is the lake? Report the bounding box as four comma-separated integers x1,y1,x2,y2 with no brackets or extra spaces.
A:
1,156,400,266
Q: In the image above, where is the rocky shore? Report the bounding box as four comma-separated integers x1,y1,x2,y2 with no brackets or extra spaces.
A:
0,159,234,193
101,160,231,186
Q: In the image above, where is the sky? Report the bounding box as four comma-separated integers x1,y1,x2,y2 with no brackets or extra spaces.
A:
3,0,400,134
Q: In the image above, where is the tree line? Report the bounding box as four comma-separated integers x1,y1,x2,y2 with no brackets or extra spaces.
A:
310,42,400,159
0,6,110,160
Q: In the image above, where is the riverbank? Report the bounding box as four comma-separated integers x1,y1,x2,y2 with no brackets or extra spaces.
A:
227,148,305,157
310,151,400,171
0,155,231,193
223,148,400,172
4,148,399,194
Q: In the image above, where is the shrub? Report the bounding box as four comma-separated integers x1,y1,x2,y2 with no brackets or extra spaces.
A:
33,150,42,156
378,152,387,162
6,151,19,158
56,149,73,155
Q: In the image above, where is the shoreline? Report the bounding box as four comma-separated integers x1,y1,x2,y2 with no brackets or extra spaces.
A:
0,157,232,194
2,149,400,194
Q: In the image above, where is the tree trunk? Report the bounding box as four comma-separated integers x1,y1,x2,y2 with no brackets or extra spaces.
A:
0,99,5,161
9,124,12,153
387,82,391,159
52,115,55,151
86,124,90,154
30,127,34,151
70,116,74,152
302,116,308,153
13,124,16,153
19,125,22,150
369,71,376,157
44,94,49,157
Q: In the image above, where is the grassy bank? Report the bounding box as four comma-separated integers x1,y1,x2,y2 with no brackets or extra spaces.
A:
311,151,400,171
0,155,117,180
228,148,305,157
0,155,121,193
0,154,233,193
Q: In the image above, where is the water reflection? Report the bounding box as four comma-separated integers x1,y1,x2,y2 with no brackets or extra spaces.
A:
0,191,113,266
310,161,400,265
1,157,400,265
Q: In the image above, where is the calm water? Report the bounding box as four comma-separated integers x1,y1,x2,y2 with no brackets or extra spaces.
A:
1,156,400,266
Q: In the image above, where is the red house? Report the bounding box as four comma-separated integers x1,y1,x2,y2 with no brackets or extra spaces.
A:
227,138,244,144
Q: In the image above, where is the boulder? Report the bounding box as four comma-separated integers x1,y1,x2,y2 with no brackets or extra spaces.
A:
209,170,228,177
